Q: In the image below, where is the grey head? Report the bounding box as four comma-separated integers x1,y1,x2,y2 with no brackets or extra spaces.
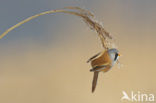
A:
107,48,120,65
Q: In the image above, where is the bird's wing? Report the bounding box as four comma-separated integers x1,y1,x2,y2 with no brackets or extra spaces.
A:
90,63,109,72
87,52,101,63
92,72,99,93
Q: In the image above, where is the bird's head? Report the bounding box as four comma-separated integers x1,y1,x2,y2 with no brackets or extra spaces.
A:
107,48,120,63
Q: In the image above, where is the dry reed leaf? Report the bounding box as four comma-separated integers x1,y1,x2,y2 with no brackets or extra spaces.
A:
0,7,113,49
63,6,94,17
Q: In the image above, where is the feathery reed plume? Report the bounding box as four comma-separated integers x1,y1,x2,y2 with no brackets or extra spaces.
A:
0,7,113,49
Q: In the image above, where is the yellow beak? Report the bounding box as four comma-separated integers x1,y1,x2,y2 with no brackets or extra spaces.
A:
118,53,121,56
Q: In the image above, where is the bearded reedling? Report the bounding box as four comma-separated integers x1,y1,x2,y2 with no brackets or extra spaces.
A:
87,48,120,93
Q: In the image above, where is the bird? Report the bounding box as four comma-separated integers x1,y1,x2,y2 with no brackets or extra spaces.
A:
87,48,120,93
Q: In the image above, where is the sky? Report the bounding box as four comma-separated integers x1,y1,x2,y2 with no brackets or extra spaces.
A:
0,0,156,103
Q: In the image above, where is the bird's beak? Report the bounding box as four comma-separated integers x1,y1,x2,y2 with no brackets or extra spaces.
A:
118,53,121,56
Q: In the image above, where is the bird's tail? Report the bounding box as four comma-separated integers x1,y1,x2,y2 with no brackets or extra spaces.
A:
92,72,99,93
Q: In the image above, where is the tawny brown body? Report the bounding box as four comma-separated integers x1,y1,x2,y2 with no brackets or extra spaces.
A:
91,51,112,72
89,50,113,93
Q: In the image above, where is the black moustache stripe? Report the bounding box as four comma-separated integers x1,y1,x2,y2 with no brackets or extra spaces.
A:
114,53,118,61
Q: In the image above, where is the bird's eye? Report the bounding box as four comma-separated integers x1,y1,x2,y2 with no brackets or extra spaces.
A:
114,53,118,61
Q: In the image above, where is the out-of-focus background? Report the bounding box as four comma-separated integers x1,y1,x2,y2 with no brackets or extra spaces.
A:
0,0,156,103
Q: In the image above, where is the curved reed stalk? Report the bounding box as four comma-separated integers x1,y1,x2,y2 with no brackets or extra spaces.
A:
0,7,113,49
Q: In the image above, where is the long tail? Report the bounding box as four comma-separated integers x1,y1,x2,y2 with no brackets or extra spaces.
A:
92,72,99,93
